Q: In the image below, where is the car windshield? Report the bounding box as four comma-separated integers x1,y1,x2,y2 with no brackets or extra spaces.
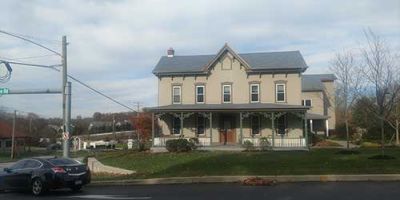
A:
47,158,79,166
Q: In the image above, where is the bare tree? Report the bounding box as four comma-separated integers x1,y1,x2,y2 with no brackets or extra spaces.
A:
361,29,400,155
330,51,363,149
387,100,400,145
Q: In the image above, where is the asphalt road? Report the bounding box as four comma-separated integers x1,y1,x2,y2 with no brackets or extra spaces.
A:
1,182,400,200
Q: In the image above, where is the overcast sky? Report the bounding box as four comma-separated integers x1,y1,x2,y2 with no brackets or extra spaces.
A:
0,0,399,118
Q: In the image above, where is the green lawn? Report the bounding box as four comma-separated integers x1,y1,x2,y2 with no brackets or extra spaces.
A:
96,148,400,179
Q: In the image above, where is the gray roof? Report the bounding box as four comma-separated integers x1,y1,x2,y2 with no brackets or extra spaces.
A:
145,103,309,112
153,50,308,75
302,74,336,92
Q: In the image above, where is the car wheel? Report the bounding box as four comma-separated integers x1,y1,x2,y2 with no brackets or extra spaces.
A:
31,178,44,196
70,186,82,192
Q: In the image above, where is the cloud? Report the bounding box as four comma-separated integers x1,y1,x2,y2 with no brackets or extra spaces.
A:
0,0,399,117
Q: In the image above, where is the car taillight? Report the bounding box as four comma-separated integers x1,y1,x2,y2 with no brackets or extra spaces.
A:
52,167,66,173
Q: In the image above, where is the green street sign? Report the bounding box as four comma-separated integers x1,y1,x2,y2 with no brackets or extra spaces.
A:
0,88,9,94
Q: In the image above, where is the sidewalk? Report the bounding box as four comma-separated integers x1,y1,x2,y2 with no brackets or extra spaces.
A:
91,174,400,186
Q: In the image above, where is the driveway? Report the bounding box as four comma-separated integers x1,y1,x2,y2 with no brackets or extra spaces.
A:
329,139,359,148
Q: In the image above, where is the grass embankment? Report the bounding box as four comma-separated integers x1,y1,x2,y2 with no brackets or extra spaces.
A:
95,148,400,180
0,149,89,163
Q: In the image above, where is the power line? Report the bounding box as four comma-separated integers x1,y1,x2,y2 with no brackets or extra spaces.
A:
0,54,58,61
0,59,136,112
64,72,136,112
0,30,62,44
0,30,62,57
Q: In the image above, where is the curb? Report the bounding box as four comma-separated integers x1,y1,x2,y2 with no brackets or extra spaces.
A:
90,174,400,186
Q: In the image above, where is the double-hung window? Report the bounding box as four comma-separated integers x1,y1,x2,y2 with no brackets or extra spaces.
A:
196,115,206,135
250,84,260,103
172,117,181,135
276,115,287,135
251,115,261,135
196,85,205,104
222,84,231,103
172,85,181,104
275,84,286,102
302,99,312,106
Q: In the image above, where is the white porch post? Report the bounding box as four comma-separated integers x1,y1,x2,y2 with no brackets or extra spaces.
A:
180,112,184,136
310,119,314,134
271,112,275,148
325,119,329,137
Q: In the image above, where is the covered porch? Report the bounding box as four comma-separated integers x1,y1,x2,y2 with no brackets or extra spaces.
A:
306,113,330,137
147,103,310,150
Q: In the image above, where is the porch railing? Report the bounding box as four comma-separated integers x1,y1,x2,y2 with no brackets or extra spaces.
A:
153,137,211,147
242,137,306,148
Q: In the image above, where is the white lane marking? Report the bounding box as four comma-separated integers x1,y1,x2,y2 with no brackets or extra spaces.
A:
65,195,151,199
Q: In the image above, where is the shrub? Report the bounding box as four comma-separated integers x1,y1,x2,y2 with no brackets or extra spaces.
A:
189,137,200,150
242,140,255,151
259,137,271,151
166,139,194,152
308,132,323,145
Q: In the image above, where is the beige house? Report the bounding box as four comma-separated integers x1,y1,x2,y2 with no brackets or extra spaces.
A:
146,44,335,149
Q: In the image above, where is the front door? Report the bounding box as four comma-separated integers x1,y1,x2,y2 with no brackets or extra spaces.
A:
220,116,236,145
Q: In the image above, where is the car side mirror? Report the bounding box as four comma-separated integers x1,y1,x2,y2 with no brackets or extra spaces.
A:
3,168,11,173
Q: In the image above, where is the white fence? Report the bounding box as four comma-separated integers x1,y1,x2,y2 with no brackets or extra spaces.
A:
153,137,211,147
243,137,306,148
154,137,306,148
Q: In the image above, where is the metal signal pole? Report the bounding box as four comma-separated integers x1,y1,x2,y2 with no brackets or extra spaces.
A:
11,110,16,159
62,36,70,158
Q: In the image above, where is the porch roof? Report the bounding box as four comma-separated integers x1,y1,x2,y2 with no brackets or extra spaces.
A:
145,103,309,112
305,113,329,120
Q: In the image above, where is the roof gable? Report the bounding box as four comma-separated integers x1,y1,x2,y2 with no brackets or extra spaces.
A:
202,43,252,71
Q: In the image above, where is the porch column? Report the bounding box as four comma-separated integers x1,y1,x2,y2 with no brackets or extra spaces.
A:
239,112,243,144
151,113,155,147
310,119,314,134
271,112,275,147
325,119,329,137
180,112,184,136
209,112,213,144
304,112,308,148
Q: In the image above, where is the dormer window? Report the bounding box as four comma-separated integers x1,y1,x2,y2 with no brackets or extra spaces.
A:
172,85,181,104
250,84,260,103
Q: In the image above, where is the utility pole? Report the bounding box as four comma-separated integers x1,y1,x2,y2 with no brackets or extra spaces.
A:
112,114,116,140
11,110,16,159
28,117,32,152
134,102,141,116
62,35,71,158
63,81,71,157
